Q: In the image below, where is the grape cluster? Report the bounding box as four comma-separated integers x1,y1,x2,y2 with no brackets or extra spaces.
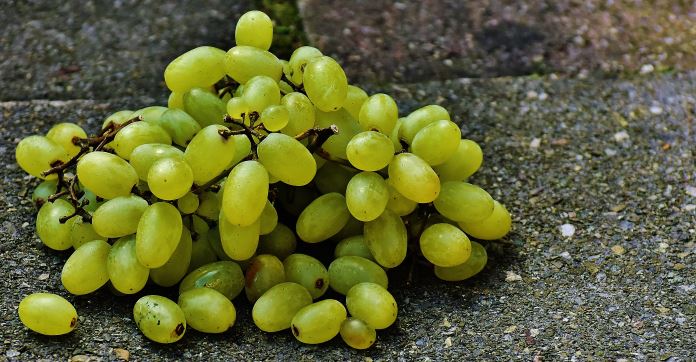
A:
15,10,512,348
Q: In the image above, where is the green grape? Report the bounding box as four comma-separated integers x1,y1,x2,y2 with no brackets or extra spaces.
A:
190,214,211,235
226,97,248,119
328,256,388,295
433,139,483,181
150,227,192,287
330,215,364,242
340,318,376,350
129,143,184,181
108,235,149,294
363,209,407,268
260,105,289,131
227,134,253,168
252,282,312,332
245,254,286,302
159,108,202,146
177,192,199,214
168,92,184,110
346,131,395,171
410,119,461,166
164,46,226,92
18,293,77,335
235,10,273,50
258,223,296,260
458,200,512,240
196,191,221,220
291,299,346,344
133,295,186,344
219,210,260,261
259,200,278,235
314,108,362,159
46,123,87,159
147,157,194,200
77,151,138,199
15,135,68,180
345,172,389,222
69,218,105,249
179,261,245,300
183,88,227,127
343,85,368,120
283,254,329,299
112,122,171,160
242,75,281,115
334,235,374,261
296,193,350,243
434,241,488,281
61,240,110,295
419,223,472,267
221,160,269,226
178,288,236,333
358,93,398,134
385,181,417,216
346,282,397,329
184,125,237,185
391,118,404,152
102,110,133,129
224,45,282,84
32,180,58,207
130,106,168,125
399,104,451,144
92,195,148,238
287,46,322,85
136,202,183,268
280,92,315,137
388,153,440,203
434,182,494,223
303,56,348,112
314,161,356,195
36,199,75,250
278,79,294,95
189,233,217,273
258,133,316,186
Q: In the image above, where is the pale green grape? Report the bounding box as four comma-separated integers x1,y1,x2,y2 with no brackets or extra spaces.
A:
227,134,253,168
189,233,217,273
259,200,278,235
410,119,461,165
278,79,294,95
184,125,237,185
242,75,281,115
136,202,183,268
291,299,346,344
77,151,138,199
178,288,236,333
18,293,77,335
61,240,110,295
112,122,171,160
102,110,133,129
36,199,75,250
419,223,472,267
328,256,387,295
159,108,202,146
258,223,296,260
433,139,483,181
346,282,397,329
147,157,194,200
314,108,362,159
226,97,248,119
164,46,227,92
108,235,149,294
458,200,512,240
129,143,184,181
177,192,199,214
399,104,451,144
190,214,211,235
434,241,488,281
69,219,105,249
363,209,407,268
346,172,389,222
151,227,192,287
340,318,376,350
314,161,356,195
46,123,87,159
221,160,269,226
303,56,348,112
179,261,245,300
390,118,404,151
334,235,374,261
224,46,282,84
183,88,227,127
196,191,221,220
32,180,58,207
245,254,286,302
15,135,68,180
358,93,398,133
133,295,186,343
130,106,168,125
283,254,329,299
168,92,184,109
219,210,260,261
92,195,148,238
343,85,368,120
235,10,273,50
296,193,350,243
385,181,417,216
260,105,289,131
258,133,316,186
433,182,494,223
280,92,315,137
79,188,100,213
388,153,440,203
252,282,312,332
346,131,394,171
287,46,322,85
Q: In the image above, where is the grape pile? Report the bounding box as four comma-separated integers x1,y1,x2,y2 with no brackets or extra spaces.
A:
15,10,512,348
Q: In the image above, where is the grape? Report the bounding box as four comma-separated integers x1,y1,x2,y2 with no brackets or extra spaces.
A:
227,134,253,168
433,182,494,223
399,104,450,144
346,131,395,171
343,85,368,120
178,288,236,333
92,195,148,238
388,153,440,203
112,121,171,160
196,191,221,220
283,254,329,299
458,200,512,240
136,202,183,268
179,261,245,300
18,293,77,336
133,295,186,344
190,214,211,236
31,180,58,207
328,256,388,295
108,235,149,294
314,108,362,159
164,46,226,92
245,254,286,302
433,139,483,181
303,56,348,112
390,118,404,152
296,192,350,243
183,88,228,127
129,143,184,180
168,92,184,110
419,223,472,267
340,318,376,349
61,239,111,295
77,151,138,199
331,215,364,242
150,227,193,287
385,182,418,216
242,76,281,115
177,192,200,214
69,219,105,249
260,105,289,131
434,241,487,281
363,209,408,268
224,45,282,84
252,282,312,332
35,199,75,250
184,125,237,185
235,10,273,50
287,46,322,85
345,172,390,222
226,97,248,120
221,160,269,226
410,119,461,165
15,135,68,180
219,211,260,261
346,282,397,329
147,157,194,200
280,92,315,137
79,188,100,213
258,223,296,260
159,108,202,146
257,133,316,186
189,237,217,274
314,161,356,195
130,106,168,125
358,93,398,134
259,200,278,235
334,235,374,261
46,123,87,159
291,299,346,344
102,110,133,129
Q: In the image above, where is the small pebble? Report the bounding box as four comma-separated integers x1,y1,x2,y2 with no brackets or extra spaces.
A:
611,245,626,255
613,131,629,142
686,186,696,197
444,337,452,348
560,224,576,237
38,273,49,280
505,271,522,282
504,325,517,333
113,348,129,361
639,64,654,74
529,138,541,149
649,105,663,115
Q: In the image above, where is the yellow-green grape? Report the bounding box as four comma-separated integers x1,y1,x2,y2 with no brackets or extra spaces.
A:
61,240,110,295
164,46,226,92
242,75,281,115
433,139,483,181
410,119,461,166
287,46,322,85
168,92,184,109
227,134,253,168
32,180,58,207
219,210,260,261
196,191,221,220
77,151,138,199
191,214,211,235
391,118,404,152
346,282,397,329
147,157,194,200
224,45,282,84
183,88,227,127
102,110,133,129
280,92,315,137
222,160,269,226
245,254,286,302
303,56,348,112
419,223,472,267
346,131,394,171
399,104,451,144
260,105,289,131
363,209,407,268
258,133,316,186
133,295,186,344
136,202,183,268
235,10,273,50
159,108,202,147
340,318,376,350
179,261,245,300
343,85,368,120
36,199,75,250
112,122,171,160
184,125,237,185
434,241,488,281
334,235,374,261
108,235,149,294
259,200,278,235
258,223,296,260
291,299,346,344
226,97,248,120
15,135,68,180
150,227,193,287
434,182,494,223
130,106,168,125
328,256,387,295
178,288,236,333
283,254,329,299
177,192,199,214
69,219,105,249
385,181,417,216
92,195,148,238
458,200,512,240
279,79,294,95
189,233,217,273
296,193,350,243
314,161,356,195
388,153,440,203
345,172,389,222
129,143,184,181
18,293,77,336
358,93,398,133
314,108,362,159
45,123,87,159
252,282,312,332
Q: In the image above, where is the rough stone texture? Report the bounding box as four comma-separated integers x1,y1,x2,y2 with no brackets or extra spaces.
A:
1,72,694,360
299,0,696,83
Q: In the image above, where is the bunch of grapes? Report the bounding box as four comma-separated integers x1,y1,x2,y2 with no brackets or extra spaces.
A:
15,10,511,349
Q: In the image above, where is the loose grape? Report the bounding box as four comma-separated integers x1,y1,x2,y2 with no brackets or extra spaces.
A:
108,235,149,294
76,151,138,199
222,160,269,226
433,182,494,223
164,46,227,92
179,261,245,300
136,202,183,268
346,131,394,171
36,199,75,250
133,295,186,344
235,10,273,50
283,254,329,299
358,93,398,134
147,157,194,200
296,193,350,243
363,209,408,268
340,318,376,349
434,241,488,281
410,119,461,165
291,299,347,344
388,153,440,203
224,46,282,84
150,227,193,287
257,223,297,260
15,135,68,180
433,139,483,181
303,56,348,112
419,223,472,267
345,172,390,222
252,282,312,332
178,288,236,333
258,133,316,186
92,195,148,238
458,200,512,240
245,254,286,302
328,256,388,295
346,282,397,329
61,240,111,295
18,293,77,336
46,123,87,159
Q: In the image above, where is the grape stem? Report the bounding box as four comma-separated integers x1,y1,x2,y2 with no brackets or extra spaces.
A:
280,73,305,94
214,76,240,99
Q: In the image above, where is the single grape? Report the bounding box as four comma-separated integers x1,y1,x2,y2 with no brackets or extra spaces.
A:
287,46,322,85
252,282,312,332
129,143,184,181
184,125,237,185
458,200,512,240
227,134,253,168
259,104,289,131
102,110,133,129
188,233,217,273
345,172,390,222
346,282,397,329
183,88,228,127
399,104,450,144
179,261,245,300
296,193,350,243
196,191,221,220
133,295,186,344
388,153,440,203
433,182,494,223
343,85,368,120
108,235,149,294
283,254,329,299
434,241,488,281
221,160,269,226
178,288,236,333
410,119,461,165
130,106,168,125
159,108,202,146
257,223,297,260
340,318,376,349
303,56,348,112
257,133,316,186
314,108,362,159
164,46,227,92
259,200,278,235
363,209,408,268
168,92,184,110
419,223,472,267
92,195,148,238
291,299,347,344
334,235,374,261
346,131,395,171
328,256,388,295
69,218,105,249
136,202,183,268
177,192,200,214
61,239,111,295
150,227,193,287
147,157,194,200
358,93,398,134
314,161,357,195
46,123,87,159
224,45,282,84
242,75,281,115
15,135,68,180
219,210,261,261
226,97,248,120
18,293,77,336
385,181,417,216
76,151,138,199
280,92,315,137
31,180,58,207
112,121,171,160
235,10,273,50
245,254,286,302
433,139,483,181
36,199,75,250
